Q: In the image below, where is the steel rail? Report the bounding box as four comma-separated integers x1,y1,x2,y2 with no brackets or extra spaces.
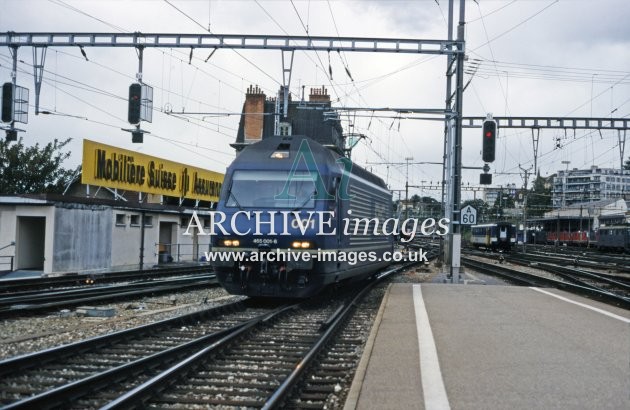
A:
0,275,216,317
262,262,420,409
0,265,214,294
100,304,299,410
507,256,630,291
463,257,630,309
3,306,282,410
0,299,246,378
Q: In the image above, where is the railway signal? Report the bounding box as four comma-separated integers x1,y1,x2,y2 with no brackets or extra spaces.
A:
482,118,497,163
128,83,142,125
125,82,152,143
1,82,14,124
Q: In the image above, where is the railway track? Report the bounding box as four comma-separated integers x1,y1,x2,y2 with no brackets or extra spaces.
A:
0,299,277,408
516,245,630,272
0,263,417,409
462,257,630,309
0,273,218,318
0,265,214,294
506,253,630,286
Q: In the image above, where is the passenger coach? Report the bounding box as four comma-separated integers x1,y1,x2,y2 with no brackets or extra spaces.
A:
470,222,516,251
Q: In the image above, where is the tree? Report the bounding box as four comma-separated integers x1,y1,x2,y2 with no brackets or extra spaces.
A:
417,196,442,218
0,137,77,194
624,157,630,170
526,173,552,217
410,194,421,208
461,198,489,222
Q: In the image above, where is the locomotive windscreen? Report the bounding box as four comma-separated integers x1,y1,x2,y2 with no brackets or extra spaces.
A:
226,170,316,209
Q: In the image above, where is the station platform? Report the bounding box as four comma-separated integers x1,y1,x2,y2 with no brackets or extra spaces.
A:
344,283,630,410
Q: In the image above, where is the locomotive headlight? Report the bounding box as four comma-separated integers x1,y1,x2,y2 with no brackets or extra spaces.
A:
270,150,289,159
292,241,311,249
223,239,240,247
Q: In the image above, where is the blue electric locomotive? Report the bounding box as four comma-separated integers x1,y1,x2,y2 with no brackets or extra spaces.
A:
210,135,393,298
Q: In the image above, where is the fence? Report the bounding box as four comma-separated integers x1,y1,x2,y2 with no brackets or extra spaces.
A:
154,243,212,263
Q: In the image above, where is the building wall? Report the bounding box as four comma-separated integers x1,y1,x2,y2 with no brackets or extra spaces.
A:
552,166,630,207
111,210,160,270
0,206,16,270
53,205,112,273
0,205,55,273
177,214,212,262
1,200,213,274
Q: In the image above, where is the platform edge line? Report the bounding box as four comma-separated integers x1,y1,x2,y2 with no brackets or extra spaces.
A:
413,284,450,410
529,287,630,323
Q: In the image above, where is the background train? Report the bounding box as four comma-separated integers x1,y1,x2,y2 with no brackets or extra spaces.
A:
469,222,517,251
513,224,630,253
596,225,630,252
210,135,393,298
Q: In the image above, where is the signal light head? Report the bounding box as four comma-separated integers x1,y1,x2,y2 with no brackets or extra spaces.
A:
482,120,497,163
128,83,142,125
1,82,14,124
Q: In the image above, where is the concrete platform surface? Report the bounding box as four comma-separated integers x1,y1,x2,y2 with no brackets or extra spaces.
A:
346,283,630,410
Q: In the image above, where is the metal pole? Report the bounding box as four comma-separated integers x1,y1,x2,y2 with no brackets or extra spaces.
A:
405,157,412,220
139,210,145,270
580,205,582,245
555,213,560,252
448,0,466,282
519,165,531,253
405,180,409,221
440,0,455,264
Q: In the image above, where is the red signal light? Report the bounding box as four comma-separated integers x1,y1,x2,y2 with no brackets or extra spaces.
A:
482,119,497,162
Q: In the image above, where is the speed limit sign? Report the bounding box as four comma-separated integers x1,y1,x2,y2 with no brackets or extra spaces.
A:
460,205,477,225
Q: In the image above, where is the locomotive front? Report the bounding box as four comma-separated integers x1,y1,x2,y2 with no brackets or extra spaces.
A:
211,136,345,297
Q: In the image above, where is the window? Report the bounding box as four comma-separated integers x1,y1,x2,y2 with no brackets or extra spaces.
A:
143,215,153,227
226,170,317,209
278,122,292,136
130,214,140,226
181,217,190,227
115,213,126,226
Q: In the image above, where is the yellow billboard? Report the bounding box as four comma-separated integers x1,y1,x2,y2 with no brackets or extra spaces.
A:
82,139,224,202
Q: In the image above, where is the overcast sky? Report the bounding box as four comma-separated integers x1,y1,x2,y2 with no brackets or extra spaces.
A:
1,0,629,201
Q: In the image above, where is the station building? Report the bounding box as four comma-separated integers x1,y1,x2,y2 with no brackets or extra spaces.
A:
0,140,223,276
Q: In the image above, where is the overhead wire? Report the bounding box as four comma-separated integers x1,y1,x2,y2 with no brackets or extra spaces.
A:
320,0,419,179
48,0,127,31
0,54,236,163
0,52,239,136
468,0,560,53
44,1,245,113
163,0,280,86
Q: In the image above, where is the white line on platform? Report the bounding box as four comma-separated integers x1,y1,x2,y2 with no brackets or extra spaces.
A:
530,287,630,324
413,284,450,410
